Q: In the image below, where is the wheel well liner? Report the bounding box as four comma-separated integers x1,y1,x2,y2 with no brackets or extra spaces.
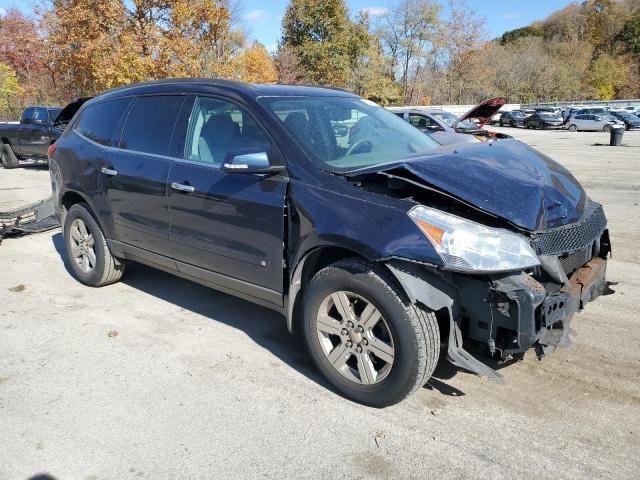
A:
59,190,102,231
61,191,86,212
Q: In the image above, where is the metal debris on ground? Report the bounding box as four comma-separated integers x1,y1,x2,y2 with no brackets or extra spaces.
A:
0,196,59,244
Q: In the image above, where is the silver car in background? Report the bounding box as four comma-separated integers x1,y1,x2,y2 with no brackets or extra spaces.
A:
388,97,507,146
567,114,623,132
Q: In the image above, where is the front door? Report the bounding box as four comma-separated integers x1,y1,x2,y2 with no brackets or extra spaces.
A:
18,107,51,158
167,96,287,304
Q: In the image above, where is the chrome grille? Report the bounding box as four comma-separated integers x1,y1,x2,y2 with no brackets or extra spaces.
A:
531,202,606,256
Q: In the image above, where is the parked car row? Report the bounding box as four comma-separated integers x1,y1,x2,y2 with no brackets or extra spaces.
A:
496,106,639,132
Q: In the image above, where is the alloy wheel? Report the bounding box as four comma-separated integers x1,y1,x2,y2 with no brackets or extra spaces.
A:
69,218,96,273
315,291,395,385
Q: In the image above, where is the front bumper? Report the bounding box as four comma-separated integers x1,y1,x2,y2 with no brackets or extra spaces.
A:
387,227,610,383
482,257,607,359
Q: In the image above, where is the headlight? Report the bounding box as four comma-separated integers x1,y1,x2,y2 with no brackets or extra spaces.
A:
408,206,540,272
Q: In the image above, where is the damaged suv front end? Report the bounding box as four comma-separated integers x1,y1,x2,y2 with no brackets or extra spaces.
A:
261,92,610,400
343,140,610,382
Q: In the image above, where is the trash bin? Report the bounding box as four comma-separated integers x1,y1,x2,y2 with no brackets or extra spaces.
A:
610,125,624,146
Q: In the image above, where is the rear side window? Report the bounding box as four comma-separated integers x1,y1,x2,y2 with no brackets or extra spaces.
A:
74,98,130,146
119,95,185,156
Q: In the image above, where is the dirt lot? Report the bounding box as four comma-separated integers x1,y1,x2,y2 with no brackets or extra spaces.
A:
1,129,639,480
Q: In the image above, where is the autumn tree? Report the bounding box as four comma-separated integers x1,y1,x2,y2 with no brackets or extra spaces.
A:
273,45,305,84
41,0,128,96
0,63,23,120
584,0,627,56
238,42,277,83
499,25,543,45
350,29,402,105
0,10,45,88
280,0,368,87
39,0,247,97
165,0,245,78
587,53,628,99
374,0,441,103
442,0,487,104
618,14,640,59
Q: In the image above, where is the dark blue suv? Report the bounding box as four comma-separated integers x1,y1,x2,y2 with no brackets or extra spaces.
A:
49,79,610,406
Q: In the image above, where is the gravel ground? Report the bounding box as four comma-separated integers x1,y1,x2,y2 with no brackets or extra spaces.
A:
1,128,639,480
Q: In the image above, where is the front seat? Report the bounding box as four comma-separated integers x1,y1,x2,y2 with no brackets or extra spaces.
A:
198,114,237,165
283,112,308,142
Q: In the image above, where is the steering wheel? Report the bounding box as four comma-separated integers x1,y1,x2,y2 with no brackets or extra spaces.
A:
345,140,373,156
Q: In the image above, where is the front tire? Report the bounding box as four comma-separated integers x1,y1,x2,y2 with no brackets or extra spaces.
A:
603,124,611,132
0,144,19,169
63,203,125,287
569,124,578,132
302,258,440,407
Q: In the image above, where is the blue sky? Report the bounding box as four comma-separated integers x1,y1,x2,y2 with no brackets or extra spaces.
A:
0,0,575,51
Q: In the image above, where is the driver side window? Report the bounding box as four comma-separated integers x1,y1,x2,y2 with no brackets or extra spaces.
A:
408,114,436,129
185,97,270,166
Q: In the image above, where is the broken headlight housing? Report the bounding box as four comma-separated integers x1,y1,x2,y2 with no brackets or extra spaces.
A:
408,205,540,272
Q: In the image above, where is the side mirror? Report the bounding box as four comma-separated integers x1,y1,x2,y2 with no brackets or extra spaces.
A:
221,150,284,175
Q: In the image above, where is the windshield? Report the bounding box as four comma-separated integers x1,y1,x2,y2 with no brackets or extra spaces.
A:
260,96,439,172
429,110,476,130
511,111,524,117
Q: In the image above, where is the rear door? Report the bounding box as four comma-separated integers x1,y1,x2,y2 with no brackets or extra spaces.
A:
586,115,599,131
167,95,287,305
104,94,187,257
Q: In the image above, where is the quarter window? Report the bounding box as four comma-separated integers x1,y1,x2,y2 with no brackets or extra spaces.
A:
119,95,185,156
185,96,270,166
73,98,130,147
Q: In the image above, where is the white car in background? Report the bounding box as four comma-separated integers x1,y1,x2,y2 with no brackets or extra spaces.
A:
620,106,639,115
567,114,622,132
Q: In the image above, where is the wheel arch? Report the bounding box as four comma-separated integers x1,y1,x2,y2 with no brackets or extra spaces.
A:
286,245,399,334
59,189,104,233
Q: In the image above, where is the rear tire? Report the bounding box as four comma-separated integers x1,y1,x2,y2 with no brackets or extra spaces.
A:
301,258,440,407
0,144,19,169
63,203,125,287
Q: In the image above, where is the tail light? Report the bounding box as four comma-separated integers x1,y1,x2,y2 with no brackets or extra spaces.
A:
47,143,57,159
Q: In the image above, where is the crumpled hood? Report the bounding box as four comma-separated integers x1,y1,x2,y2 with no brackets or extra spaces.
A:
349,139,588,231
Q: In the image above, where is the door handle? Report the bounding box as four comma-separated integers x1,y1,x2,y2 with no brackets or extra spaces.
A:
101,167,118,176
171,182,195,193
